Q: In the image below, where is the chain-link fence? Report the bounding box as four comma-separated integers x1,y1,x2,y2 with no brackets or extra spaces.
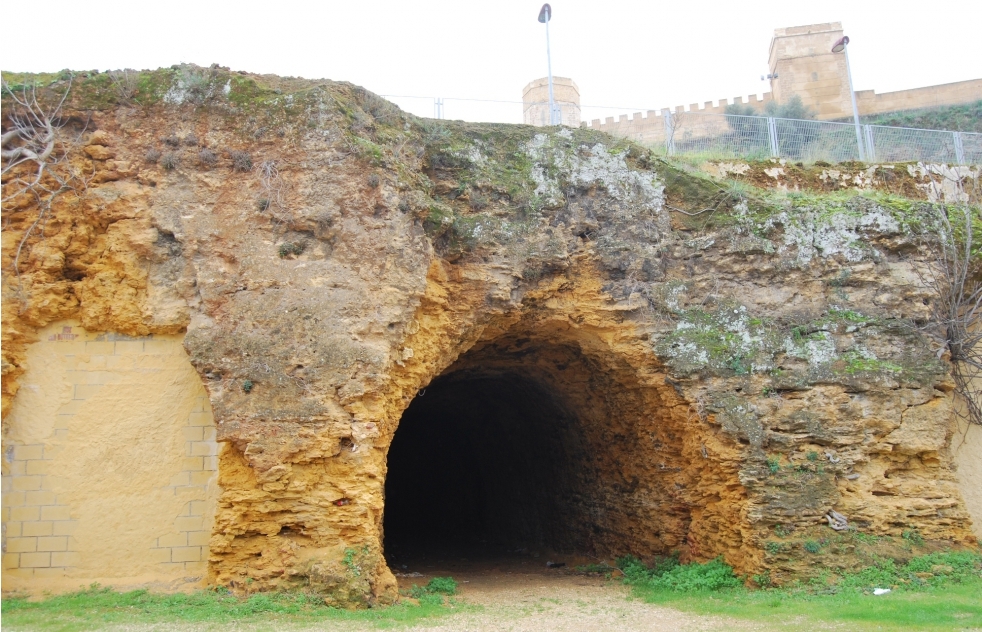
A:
656,111,981,164
383,93,980,165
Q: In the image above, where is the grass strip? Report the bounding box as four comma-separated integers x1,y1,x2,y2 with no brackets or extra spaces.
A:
1,579,468,631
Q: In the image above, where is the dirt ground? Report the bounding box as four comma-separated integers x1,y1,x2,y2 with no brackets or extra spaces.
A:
395,569,768,632
372,550,773,632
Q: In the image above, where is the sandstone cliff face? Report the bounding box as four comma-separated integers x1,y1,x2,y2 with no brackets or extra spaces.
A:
2,66,977,603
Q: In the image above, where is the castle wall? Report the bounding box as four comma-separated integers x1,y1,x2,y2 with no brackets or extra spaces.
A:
1,321,219,593
855,79,982,120
582,93,773,145
581,23,979,144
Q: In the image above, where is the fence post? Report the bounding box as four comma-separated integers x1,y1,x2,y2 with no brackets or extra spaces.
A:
664,112,675,156
953,131,966,165
863,125,876,163
767,117,778,157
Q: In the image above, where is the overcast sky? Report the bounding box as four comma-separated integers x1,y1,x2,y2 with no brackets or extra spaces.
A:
3,0,980,123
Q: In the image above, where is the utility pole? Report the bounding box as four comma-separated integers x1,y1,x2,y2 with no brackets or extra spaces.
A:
832,35,865,161
538,4,560,125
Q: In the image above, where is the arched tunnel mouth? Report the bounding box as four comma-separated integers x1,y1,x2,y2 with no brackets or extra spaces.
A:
383,333,693,571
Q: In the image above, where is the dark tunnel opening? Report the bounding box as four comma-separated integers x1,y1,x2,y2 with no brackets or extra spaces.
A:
383,370,595,562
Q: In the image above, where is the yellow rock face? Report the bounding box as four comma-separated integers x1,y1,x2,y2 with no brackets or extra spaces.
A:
2,68,978,600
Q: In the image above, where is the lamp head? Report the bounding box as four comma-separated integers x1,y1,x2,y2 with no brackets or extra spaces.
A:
538,3,552,23
831,35,850,53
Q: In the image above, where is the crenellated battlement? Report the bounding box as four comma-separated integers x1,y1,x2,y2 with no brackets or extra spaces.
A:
583,92,774,136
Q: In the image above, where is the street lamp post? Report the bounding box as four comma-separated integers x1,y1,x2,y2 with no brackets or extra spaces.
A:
832,35,865,161
538,3,560,125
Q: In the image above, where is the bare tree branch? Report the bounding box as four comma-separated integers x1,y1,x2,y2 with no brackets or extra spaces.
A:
2,75,89,285
911,170,982,425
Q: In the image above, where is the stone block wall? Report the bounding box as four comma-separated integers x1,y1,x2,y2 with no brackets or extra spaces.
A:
1,321,219,591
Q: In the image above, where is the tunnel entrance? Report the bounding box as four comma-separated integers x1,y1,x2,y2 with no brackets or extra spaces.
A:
383,331,694,569
384,371,589,559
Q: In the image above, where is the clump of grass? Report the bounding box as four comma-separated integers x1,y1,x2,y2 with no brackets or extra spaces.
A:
242,380,254,393
160,151,180,171
144,148,161,164
184,133,199,146
162,134,181,147
257,198,270,211
231,150,252,172
407,577,457,606
767,456,780,474
617,554,740,592
198,148,218,167
469,192,488,210
367,173,380,188
804,539,822,554
902,529,925,547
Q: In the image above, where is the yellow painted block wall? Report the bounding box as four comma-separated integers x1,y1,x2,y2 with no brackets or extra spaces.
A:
1,321,219,592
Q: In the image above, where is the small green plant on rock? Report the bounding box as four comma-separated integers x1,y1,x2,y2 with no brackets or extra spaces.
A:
902,529,925,547
804,539,822,554
278,241,306,258
342,547,368,577
241,380,254,393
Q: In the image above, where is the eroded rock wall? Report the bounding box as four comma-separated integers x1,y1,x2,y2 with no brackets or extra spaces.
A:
2,66,978,600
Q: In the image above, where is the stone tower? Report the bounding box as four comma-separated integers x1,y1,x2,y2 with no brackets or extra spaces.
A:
767,22,853,120
522,77,581,127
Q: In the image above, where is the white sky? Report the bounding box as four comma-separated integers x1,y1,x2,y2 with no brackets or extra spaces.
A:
3,0,980,124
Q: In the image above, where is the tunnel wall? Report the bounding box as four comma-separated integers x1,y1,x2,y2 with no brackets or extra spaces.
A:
1,321,220,593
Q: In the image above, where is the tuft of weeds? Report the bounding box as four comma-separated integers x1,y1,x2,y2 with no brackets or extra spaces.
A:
278,241,306,258
160,151,180,171
144,148,161,164
903,529,925,547
198,148,218,167
406,577,457,606
617,555,741,592
231,150,253,172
